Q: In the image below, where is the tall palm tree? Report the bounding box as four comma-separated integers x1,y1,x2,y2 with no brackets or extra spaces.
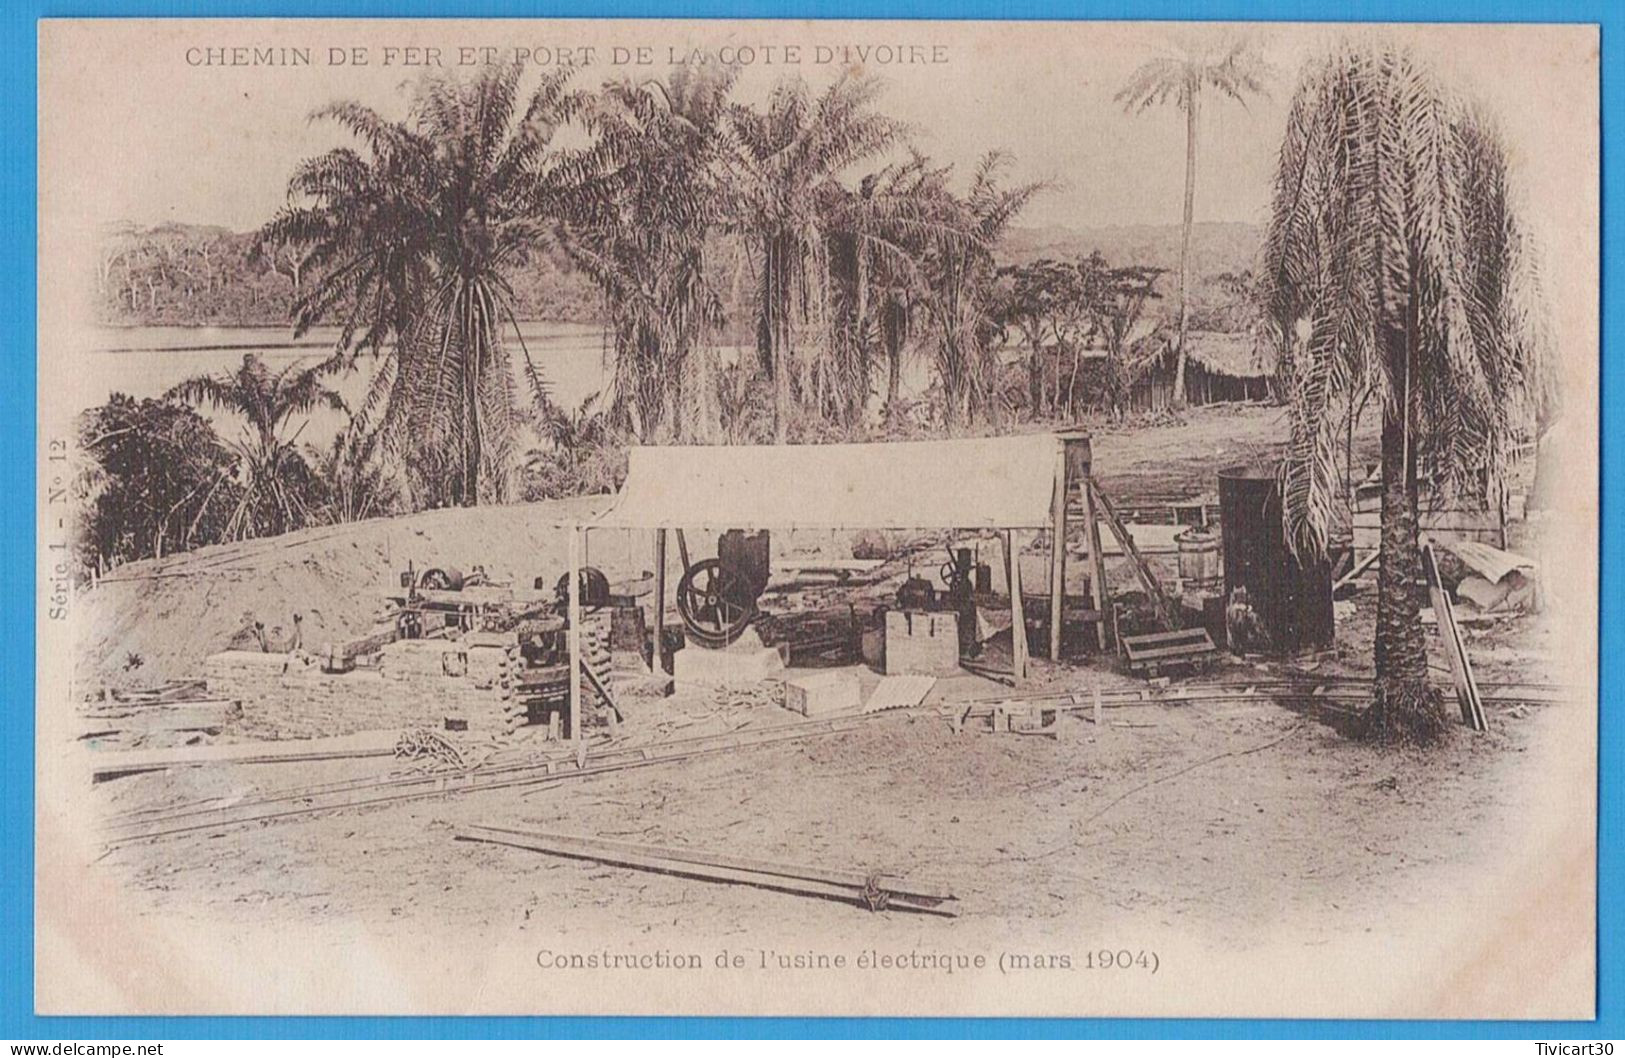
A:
552,67,734,443
1118,34,1269,408
918,152,1045,427
729,74,905,442
1261,41,1550,742
167,354,345,540
821,152,969,427
258,63,576,507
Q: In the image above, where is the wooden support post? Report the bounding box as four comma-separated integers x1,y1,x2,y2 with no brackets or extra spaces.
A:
1082,473,1110,650
1048,444,1067,662
675,528,692,574
569,526,585,768
653,528,668,675
1005,529,1028,683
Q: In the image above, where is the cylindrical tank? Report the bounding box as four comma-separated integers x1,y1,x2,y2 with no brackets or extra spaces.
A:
1175,527,1222,592
1217,466,1334,655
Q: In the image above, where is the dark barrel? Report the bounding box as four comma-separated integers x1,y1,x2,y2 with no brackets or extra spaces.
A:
1217,466,1334,655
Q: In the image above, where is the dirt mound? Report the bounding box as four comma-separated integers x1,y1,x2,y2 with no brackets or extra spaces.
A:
75,497,616,694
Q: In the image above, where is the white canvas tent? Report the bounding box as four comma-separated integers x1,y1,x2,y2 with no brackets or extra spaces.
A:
594,434,1067,531
563,431,1105,764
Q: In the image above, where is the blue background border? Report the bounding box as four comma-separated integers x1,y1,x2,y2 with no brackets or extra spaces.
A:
2,0,1615,1040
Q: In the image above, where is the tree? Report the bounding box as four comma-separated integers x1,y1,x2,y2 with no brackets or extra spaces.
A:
917,152,1045,427
1261,42,1550,742
729,74,906,442
260,63,575,506
1074,253,1167,415
76,395,237,571
308,410,399,525
1117,34,1269,408
167,354,344,540
553,68,734,443
993,258,1091,418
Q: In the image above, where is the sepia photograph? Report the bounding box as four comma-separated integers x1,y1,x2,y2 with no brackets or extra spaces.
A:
33,17,1599,1020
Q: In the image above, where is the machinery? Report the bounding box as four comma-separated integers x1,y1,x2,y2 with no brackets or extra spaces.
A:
675,530,772,648
889,547,988,658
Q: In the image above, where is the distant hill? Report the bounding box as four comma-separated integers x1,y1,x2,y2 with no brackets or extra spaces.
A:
999,220,1263,277
96,221,602,328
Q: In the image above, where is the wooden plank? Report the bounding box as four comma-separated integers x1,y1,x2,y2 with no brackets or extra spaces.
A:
454,826,955,915
653,528,668,675
1049,443,1067,661
1423,544,1488,731
1082,471,1110,650
569,527,585,766
1121,628,1209,646
1005,530,1028,683
1333,549,1379,591
1125,641,1218,662
89,730,399,781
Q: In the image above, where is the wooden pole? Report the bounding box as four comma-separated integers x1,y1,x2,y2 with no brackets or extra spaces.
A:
1083,473,1110,650
653,528,668,675
1048,444,1067,661
569,526,585,768
1005,529,1028,683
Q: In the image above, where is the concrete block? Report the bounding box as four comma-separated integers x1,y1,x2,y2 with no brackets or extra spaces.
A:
784,671,861,717
884,610,961,676
673,643,787,687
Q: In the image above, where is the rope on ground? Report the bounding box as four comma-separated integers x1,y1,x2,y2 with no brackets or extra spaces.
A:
1082,722,1307,830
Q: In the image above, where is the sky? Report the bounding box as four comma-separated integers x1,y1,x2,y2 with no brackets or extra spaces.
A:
39,19,1592,238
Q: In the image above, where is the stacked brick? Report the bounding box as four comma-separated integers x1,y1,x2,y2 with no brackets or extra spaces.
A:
203,647,508,739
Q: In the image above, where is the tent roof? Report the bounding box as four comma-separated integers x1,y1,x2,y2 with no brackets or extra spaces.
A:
593,433,1079,531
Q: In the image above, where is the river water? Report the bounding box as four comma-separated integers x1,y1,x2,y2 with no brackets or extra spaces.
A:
81,321,615,444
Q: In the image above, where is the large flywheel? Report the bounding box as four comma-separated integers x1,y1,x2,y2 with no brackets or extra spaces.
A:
676,558,757,648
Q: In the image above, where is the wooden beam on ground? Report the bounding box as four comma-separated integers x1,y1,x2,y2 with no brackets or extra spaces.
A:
454,825,956,915
88,729,399,782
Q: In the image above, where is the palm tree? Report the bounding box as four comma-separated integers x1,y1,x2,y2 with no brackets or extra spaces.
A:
1261,41,1549,742
552,67,734,443
167,354,345,540
821,152,972,428
917,152,1045,426
1117,34,1269,408
258,63,576,507
729,74,906,442
308,409,398,524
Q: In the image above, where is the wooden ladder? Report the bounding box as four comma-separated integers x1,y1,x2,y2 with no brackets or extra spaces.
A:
1088,478,1180,632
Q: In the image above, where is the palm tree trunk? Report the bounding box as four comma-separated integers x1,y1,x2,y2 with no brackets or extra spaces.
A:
1367,334,1447,742
1172,84,1197,409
